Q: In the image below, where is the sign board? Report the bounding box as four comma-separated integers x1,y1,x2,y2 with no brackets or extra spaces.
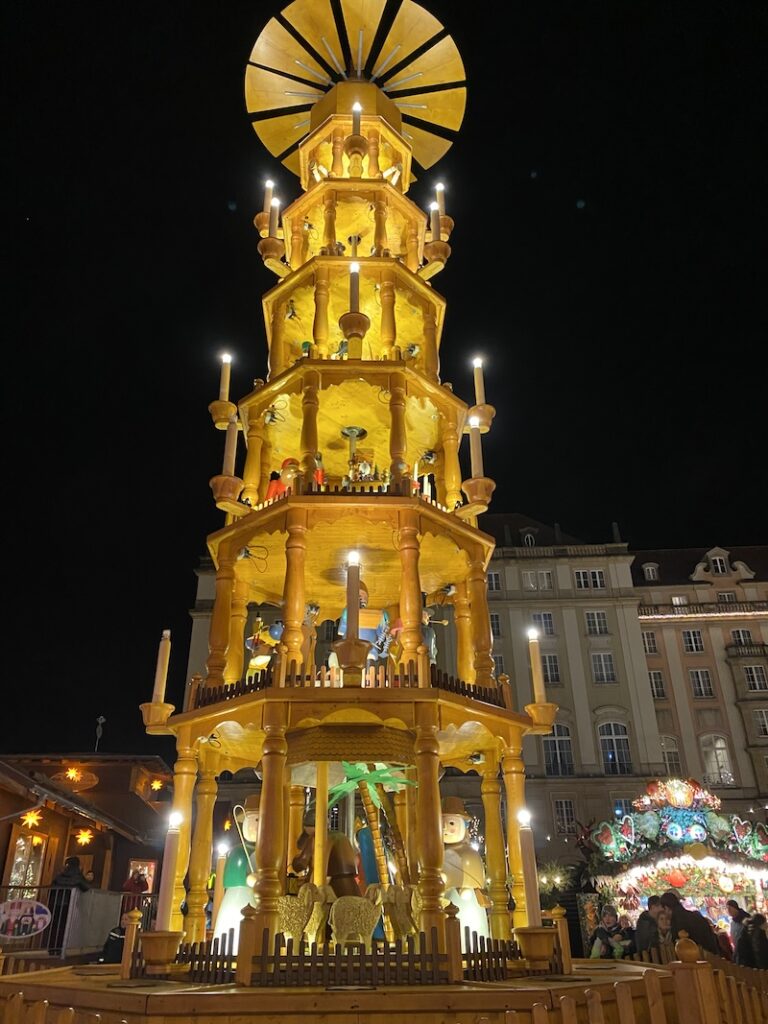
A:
0,898,52,939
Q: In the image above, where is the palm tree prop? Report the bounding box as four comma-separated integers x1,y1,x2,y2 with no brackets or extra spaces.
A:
329,762,415,885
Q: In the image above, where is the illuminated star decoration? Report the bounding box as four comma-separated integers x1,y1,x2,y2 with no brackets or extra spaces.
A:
66,767,82,782
21,810,42,829
150,779,163,792
223,818,232,832
75,828,93,846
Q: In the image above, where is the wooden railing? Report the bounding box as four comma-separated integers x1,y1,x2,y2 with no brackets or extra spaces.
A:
430,664,506,707
129,928,237,983
193,666,272,708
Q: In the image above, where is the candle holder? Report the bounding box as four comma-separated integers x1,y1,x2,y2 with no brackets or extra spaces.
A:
209,473,245,509
524,702,559,733
464,403,496,434
420,239,451,280
331,637,372,688
343,134,369,178
439,214,455,240
207,399,238,430
257,236,287,276
253,210,270,237
338,310,371,359
139,701,175,733
459,476,496,511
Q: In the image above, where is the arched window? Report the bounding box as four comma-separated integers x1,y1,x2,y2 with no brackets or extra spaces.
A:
660,736,682,776
598,722,632,775
543,724,574,776
700,735,734,785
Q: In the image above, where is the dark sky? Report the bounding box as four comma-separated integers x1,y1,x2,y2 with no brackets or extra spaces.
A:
8,1,766,757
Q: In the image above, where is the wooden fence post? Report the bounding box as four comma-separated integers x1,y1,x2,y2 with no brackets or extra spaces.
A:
235,904,257,986
548,905,572,975
444,903,463,983
669,933,721,1024
120,909,143,981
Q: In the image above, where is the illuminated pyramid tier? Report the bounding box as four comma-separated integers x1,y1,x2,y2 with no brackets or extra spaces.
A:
141,0,556,957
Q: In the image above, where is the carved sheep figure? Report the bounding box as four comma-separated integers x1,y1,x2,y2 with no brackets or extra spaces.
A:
304,883,336,946
328,885,383,952
277,882,319,943
381,883,417,940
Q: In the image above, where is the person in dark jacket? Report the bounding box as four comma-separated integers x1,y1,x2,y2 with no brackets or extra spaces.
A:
635,894,663,954
726,899,751,963
49,856,92,954
659,891,719,954
52,856,92,891
736,913,768,969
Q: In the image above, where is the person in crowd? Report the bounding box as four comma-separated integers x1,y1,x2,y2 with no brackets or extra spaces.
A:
657,906,674,956
49,856,92,955
635,894,663,954
659,891,719,954
714,924,734,961
726,899,751,963
52,856,92,891
736,913,768,969
588,905,629,959
123,868,149,894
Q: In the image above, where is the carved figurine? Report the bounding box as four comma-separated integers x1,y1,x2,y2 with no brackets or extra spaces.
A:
441,796,490,942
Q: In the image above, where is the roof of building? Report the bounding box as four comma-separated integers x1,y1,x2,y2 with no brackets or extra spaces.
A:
481,513,588,547
630,546,768,586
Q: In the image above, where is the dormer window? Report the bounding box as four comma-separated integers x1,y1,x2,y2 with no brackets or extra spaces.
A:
710,556,728,575
642,564,659,582
521,530,537,547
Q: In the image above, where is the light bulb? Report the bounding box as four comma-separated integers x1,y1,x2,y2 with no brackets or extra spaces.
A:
527,627,539,640
348,550,361,566
169,811,183,829
221,353,232,364
517,809,532,827
472,356,483,368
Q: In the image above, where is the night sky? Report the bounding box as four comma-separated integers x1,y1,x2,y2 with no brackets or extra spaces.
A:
8,1,766,757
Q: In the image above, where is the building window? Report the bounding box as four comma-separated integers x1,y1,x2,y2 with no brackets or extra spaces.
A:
642,631,658,655
732,629,753,645
700,734,734,785
660,736,683,776
532,612,555,636
554,798,577,834
575,569,606,590
643,564,659,581
542,654,561,685
539,570,553,591
599,722,632,775
493,654,505,677
543,725,574,777
592,652,617,683
522,571,537,591
754,710,768,737
717,591,737,603
490,613,501,638
690,669,714,699
672,595,689,607
488,571,502,592
710,556,728,575
613,799,633,819
746,666,768,691
586,611,609,636
649,671,666,699
323,620,337,642
682,630,704,653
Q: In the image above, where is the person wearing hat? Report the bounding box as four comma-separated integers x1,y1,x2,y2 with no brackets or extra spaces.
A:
588,904,630,959
441,796,490,942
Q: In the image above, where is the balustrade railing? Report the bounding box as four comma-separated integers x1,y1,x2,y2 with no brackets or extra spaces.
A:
639,601,768,617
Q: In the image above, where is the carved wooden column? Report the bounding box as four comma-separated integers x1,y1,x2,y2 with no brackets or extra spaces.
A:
290,217,305,271
422,307,439,382
380,270,397,358
373,197,388,255
206,552,235,687
259,435,273,502
502,744,527,926
225,577,250,684
481,765,511,940
169,734,197,932
186,745,219,942
453,580,475,684
269,300,287,378
414,703,445,946
398,508,422,672
468,555,494,686
405,222,419,272
331,131,345,177
367,129,381,177
441,414,462,509
286,785,305,874
299,370,320,483
389,371,407,482
281,508,308,677
312,266,330,357
241,409,265,506
322,191,337,252
252,703,288,942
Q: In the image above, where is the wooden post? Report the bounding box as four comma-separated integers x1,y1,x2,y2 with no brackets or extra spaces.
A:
547,905,572,974
422,308,439,382
481,766,511,940
313,761,329,887
225,578,249,684
452,581,474,683
322,189,337,250
394,789,409,882
299,370,320,484
235,905,258,986
441,413,462,510
468,555,494,686
405,222,419,273
669,935,721,1024
380,270,397,358
241,410,265,506
281,508,308,676
287,785,306,874
368,129,381,177
331,132,344,178
397,508,422,672
389,371,407,482
414,703,445,946
502,745,527,926
373,197,388,255
206,553,235,687
444,903,463,983
269,300,287,379
186,747,219,943
170,736,197,932
312,266,330,357
120,908,143,980
251,705,287,943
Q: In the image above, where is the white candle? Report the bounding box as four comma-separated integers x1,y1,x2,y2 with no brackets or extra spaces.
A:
223,416,238,476
268,197,281,238
468,416,483,477
155,816,181,930
517,810,542,927
429,201,441,241
218,353,232,402
152,629,172,704
435,182,445,215
527,628,547,704
349,260,360,313
212,845,228,932
352,102,362,136
472,356,486,405
347,552,361,639
263,179,274,215
422,474,432,500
